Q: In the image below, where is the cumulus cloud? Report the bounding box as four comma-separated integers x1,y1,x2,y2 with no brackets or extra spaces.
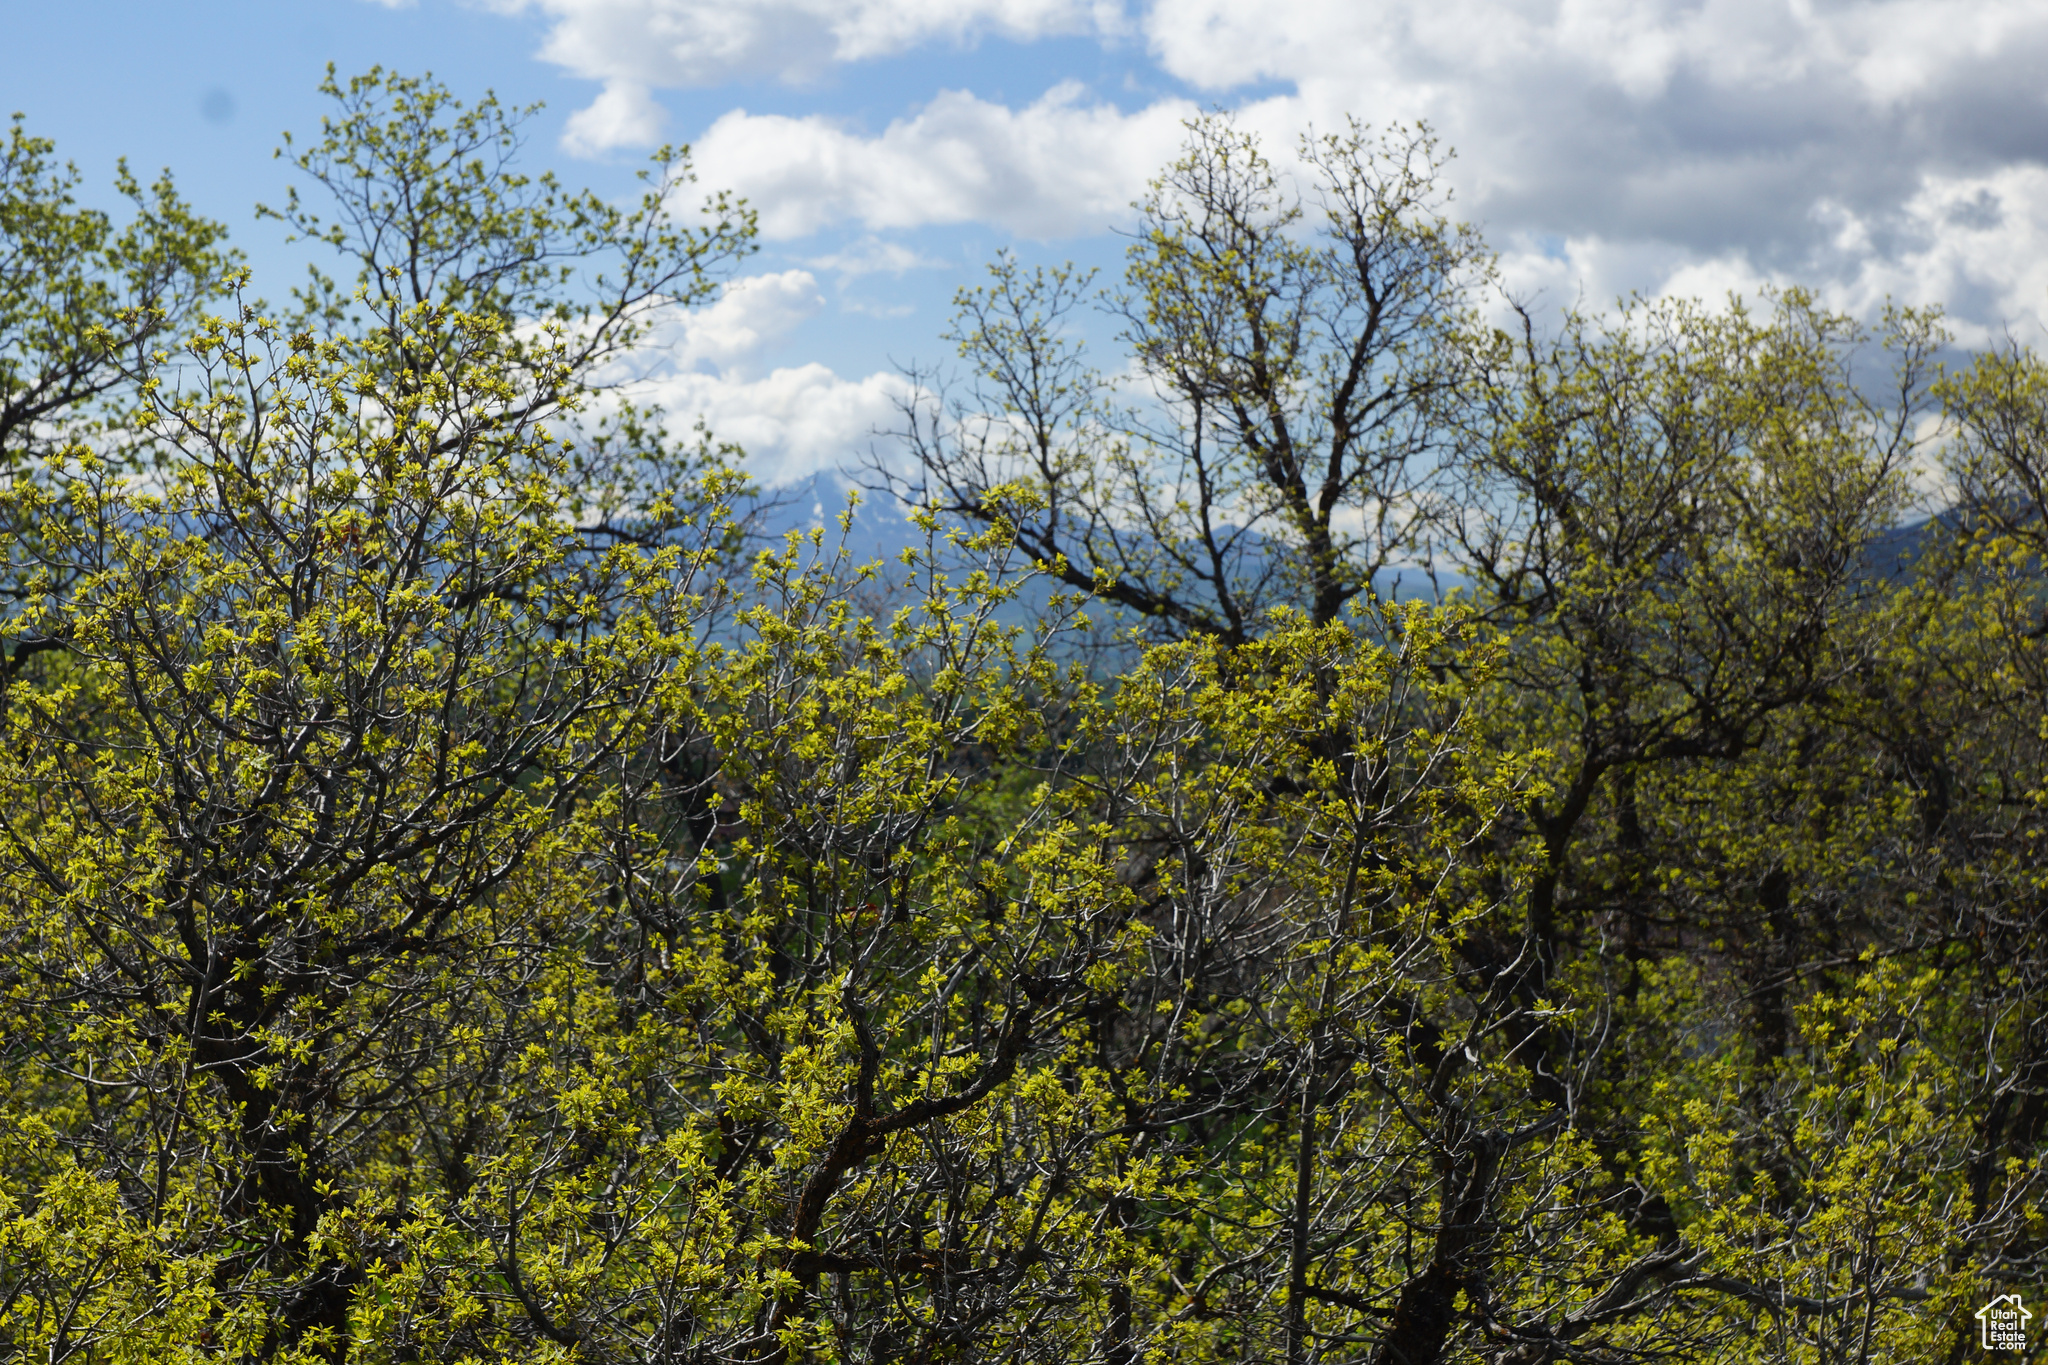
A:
499,0,1125,91
1137,0,2048,327
691,83,1197,238
506,0,1122,150
804,236,949,279
632,364,911,485
630,269,826,374
499,0,2048,330
559,79,667,156
590,270,900,481
1821,166,2048,346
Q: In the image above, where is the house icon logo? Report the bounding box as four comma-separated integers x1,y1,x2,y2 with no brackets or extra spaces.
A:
1977,1293,2031,1352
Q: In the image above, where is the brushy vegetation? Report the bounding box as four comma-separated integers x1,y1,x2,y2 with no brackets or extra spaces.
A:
3,68,2047,1365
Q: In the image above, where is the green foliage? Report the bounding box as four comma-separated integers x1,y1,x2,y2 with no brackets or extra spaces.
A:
889,114,1487,643
266,66,752,376
0,112,237,670
0,113,235,467
264,66,759,557
3,75,2048,1365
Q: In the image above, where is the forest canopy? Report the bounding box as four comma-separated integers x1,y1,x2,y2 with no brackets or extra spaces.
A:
2,68,2047,1365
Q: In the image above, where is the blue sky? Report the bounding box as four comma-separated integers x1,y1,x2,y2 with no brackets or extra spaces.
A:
8,0,2047,485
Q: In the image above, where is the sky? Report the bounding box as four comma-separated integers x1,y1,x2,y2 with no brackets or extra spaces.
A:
6,0,2047,487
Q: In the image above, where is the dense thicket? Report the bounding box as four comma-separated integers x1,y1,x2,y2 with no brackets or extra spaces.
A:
2,72,2045,1365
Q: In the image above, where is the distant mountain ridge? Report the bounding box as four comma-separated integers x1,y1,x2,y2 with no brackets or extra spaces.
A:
743,473,1953,627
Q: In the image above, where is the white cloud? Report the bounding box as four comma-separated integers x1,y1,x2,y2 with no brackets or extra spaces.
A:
560,79,668,156
558,80,668,156
1123,0,2048,330
1168,10,2040,216
804,236,949,279
1140,0,1936,108
690,83,1199,238
632,363,912,484
1491,168,2048,341
492,0,2048,331
1491,234,1782,326
500,0,1126,91
630,269,826,374
1823,167,2048,346
587,270,891,482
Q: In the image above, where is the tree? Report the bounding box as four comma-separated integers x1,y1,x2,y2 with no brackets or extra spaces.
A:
8,70,2048,1365
0,114,234,468
0,114,235,680
0,278,739,1364
264,66,758,552
0,69,756,1363
0,284,1532,1365
1390,290,1955,1360
888,115,1487,645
